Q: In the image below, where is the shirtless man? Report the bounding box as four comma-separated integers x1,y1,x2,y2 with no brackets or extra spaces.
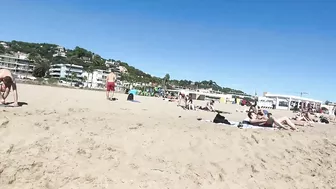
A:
106,72,117,100
0,69,19,106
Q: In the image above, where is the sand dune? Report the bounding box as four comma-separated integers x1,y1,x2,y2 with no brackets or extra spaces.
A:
0,84,335,189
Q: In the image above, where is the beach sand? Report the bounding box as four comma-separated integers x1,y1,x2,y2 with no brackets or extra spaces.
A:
1,84,335,189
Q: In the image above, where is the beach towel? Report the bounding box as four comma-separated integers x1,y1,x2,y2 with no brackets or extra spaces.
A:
198,119,276,130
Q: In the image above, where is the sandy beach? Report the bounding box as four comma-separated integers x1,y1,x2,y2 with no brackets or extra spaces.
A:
0,84,335,189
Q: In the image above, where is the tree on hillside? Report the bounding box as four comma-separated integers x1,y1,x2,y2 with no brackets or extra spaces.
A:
325,100,331,105
194,82,199,89
1,40,247,94
52,56,69,65
163,74,170,89
87,66,95,88
32,59,50,78
71,72,77,85
69,46,92,58
209,80,214,87
0,45,5,54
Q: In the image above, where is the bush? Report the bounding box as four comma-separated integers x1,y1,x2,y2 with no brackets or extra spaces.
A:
48,78,58,84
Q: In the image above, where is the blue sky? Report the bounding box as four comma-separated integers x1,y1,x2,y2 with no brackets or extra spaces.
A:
0,0,335,101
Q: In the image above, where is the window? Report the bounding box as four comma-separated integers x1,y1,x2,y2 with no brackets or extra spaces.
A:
278,101,289,107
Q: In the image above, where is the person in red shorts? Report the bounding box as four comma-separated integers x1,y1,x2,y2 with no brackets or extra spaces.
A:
106,71,117,100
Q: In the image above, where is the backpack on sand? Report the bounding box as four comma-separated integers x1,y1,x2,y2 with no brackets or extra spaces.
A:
127,93,134,101
213,113,231,125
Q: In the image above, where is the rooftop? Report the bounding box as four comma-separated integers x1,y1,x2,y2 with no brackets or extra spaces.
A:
264,93,322,103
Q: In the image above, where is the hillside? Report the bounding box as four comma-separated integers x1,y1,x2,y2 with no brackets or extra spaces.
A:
0,40,245,94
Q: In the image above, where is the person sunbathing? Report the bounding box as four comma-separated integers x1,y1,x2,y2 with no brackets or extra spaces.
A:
205,100,215,111
247,112,297,130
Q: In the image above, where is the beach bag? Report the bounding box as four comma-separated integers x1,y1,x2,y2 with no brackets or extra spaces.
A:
127,93,134,101
213,113,231,125
320,117,329,124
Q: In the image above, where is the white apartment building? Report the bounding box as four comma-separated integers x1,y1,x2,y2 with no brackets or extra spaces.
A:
119,65,128,74
53,46,67,58
49,64,83,81
82,69,109,88
0,54,35,77
0,42,9,49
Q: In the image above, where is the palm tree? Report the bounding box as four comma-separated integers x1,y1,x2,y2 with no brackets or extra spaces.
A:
83,76,88,83
209,80,214,88
68,55,79,85
194,82,199,89
163,73,170,89
71,72,77,85
87,66,94,88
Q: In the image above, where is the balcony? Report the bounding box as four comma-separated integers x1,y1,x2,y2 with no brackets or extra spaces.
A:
50,72,61,76
49,68,61,72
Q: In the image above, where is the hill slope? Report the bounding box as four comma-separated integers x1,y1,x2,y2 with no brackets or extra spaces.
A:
0,40,245,94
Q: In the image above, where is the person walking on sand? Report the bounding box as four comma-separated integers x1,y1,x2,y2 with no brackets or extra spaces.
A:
106,71,117,100
0,69,19,106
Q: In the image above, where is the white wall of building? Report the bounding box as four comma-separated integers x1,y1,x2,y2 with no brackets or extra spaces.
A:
82,69,109,88
264,92,322,110
53,46,67,57
49,64,83,80
0,54,35,77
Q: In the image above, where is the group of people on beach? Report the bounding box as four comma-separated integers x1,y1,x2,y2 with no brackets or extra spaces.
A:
245,102,331,130
177,90,215,112
2,67,335,131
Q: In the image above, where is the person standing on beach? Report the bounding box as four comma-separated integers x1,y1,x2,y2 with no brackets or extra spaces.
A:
0,69,19,106
106,71,117,100
178,90,187,106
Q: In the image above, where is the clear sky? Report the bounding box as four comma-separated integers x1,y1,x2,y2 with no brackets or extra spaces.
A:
1,0,335,101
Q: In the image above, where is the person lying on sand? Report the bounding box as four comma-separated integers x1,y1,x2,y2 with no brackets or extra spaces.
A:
197,100,215,112
247,112,297,130
262,111,312,127
0,69,19,106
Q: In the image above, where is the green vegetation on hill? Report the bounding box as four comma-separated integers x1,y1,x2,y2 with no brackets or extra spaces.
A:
0,40,245,94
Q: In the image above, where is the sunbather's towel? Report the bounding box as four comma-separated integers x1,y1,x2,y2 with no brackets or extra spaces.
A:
241,123,276,130
199,119,276,130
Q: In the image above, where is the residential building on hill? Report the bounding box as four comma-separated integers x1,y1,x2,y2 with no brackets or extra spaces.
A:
119,66,128,74
0,54,35,77
80,56,91,63
0,42,9,49
53,46,67,58
49,64,83,81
